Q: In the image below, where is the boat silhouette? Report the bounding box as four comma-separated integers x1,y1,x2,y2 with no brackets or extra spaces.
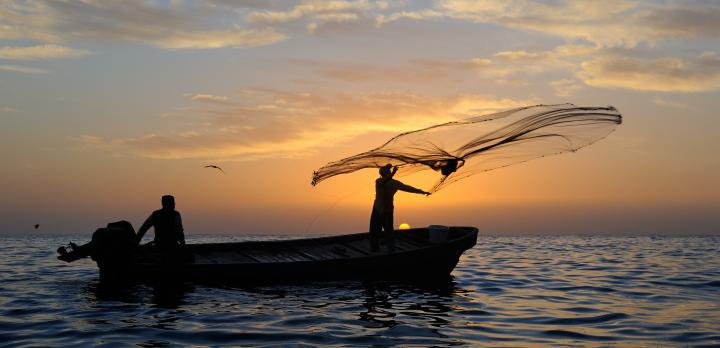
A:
58,224,478,282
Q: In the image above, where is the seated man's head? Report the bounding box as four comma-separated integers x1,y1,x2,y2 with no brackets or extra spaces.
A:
379,164,393,178
161,195,175,210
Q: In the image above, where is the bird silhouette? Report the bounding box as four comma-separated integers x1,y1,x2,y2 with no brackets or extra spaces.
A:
34,224,39,229
204,165,225,173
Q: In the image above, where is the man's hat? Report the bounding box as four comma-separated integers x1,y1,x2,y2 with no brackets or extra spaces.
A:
379,164,392,176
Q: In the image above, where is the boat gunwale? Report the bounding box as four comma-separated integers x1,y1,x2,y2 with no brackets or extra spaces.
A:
134,227,478,267
184,226,478,249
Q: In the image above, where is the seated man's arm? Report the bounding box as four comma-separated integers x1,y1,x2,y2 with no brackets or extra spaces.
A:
135,215,153,245
177,213,186,246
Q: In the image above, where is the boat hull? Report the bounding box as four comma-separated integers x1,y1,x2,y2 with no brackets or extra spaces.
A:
90,226,478,283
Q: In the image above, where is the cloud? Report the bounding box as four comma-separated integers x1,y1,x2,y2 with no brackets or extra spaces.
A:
392,0,640,46
68,134,111,151
0,44,91,60
0,1,287,49
308,61,450,82
246,0,395,34
451,47,580,78
652,96,693,110
634,5,720,41
413,46,591,81
2,1,718,52
2,1,717,54
550,79,583,97
296,48,576,85
488,49,574,76
553,44,598,57
0,106,18,113
306,12,362,33
78,90,537,160
292,58,486,83
300,45,720,94
247,1,358,24
375,9,445,26
577,53,720,92
184,94,230,104
297,43,719,97
151,29,286,49
0,64,47,74
71,134,103,145
379,0,720,47
246,0,390,24
494,78,528,86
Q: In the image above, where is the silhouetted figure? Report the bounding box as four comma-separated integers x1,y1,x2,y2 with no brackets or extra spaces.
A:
34,224,39,229
370,164,429,252
136,195,186,250
204,164,225,173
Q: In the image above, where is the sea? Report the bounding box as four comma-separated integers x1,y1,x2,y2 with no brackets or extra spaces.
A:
1,234,719,347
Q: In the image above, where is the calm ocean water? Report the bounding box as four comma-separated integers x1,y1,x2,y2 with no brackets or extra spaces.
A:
1,234,719,347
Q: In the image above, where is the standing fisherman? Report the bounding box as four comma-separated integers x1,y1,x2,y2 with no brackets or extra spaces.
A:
370,164,430,252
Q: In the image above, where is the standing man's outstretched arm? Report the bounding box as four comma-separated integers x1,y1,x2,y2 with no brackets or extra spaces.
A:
397,183,431,196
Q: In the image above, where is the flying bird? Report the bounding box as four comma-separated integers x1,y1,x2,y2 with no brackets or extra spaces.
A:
204,165,225,173
34,224,39,229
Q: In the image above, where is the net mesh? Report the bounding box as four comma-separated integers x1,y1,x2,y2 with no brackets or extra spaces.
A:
312,103,622,192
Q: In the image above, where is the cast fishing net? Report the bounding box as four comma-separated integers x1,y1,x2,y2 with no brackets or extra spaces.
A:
312,103,622,192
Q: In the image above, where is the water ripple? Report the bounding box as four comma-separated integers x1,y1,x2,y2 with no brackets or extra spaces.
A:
0,235,718,347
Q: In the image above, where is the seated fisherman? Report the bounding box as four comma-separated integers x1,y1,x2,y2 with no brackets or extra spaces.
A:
136,195,185,249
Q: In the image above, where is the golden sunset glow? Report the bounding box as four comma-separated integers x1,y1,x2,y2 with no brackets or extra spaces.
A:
0,1,718,235
399,223,411,230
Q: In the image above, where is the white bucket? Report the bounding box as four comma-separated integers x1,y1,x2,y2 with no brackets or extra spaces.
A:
428,225,449,244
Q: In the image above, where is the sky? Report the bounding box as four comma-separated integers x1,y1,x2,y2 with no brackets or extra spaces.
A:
1,0,719,236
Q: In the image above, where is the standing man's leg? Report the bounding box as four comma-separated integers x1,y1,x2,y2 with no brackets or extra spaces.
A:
369,209,381,251
382,209,395,252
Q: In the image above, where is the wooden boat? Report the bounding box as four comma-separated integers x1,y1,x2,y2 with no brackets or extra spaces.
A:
58,226,478,282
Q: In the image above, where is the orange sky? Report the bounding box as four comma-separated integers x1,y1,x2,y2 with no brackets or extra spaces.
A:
1,1,719,235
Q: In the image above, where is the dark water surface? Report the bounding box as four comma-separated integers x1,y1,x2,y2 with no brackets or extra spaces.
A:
1,235,719,347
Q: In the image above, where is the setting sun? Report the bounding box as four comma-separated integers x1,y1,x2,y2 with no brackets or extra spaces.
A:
398,223,411,230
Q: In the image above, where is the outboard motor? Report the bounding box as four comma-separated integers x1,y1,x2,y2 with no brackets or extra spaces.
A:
90,221,136,273
57,221,136,271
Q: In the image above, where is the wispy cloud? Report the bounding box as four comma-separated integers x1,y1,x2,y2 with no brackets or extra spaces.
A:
69,134,104,146
247,1,360,24
295,45,586,84
0,1,287,49
296,42,720,93
302,60,452,83
246,0,389,34
0,106,18,113
577,52,720,92
652,96,694,110
550,79,584,97
432,0,720,47
0,64,47,74
2,1,719,50
151,29,286,49
76,90,537,161
0,44,91,60
183,93,231,104
1,0,717,64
